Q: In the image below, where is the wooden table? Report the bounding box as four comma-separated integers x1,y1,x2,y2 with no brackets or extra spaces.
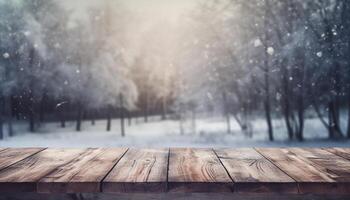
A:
0,148,349,200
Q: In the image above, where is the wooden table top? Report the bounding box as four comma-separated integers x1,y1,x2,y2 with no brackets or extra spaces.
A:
0,148,349,194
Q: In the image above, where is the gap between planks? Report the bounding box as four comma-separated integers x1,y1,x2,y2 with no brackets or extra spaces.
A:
212,148,235,191
215,148,298,194
0,148,350,195
0,148,47,172
254,147,300,193
99,148,130,192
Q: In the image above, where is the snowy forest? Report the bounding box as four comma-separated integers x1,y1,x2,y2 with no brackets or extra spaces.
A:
0,0,350,147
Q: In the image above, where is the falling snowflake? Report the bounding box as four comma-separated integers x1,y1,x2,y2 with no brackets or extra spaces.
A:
2,52,10,59
54,43,61,48
276,92,282,101
24,31,31,36
332,29,337,36
267,47,274,55
254,39,262,47
55,101,68,109
316,52,322,58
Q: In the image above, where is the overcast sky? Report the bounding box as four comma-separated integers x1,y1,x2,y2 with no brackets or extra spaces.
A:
124,0,198,19
60,0,198,22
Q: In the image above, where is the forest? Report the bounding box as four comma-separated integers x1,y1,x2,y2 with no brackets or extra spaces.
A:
0,0,350,146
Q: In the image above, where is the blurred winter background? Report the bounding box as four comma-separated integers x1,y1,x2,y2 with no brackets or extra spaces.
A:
0,0,350,148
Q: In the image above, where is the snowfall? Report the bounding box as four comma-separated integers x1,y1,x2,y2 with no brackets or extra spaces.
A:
0,115,350,148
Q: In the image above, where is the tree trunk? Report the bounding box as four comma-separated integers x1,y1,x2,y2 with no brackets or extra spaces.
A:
0,115,3,140
76,103,83,132
233,115,245,131
61,117,66,128
29,111,35,133
179,113,184,135
328,102,334,138
1,96,13,137
59,105,66,128
106,106,112,132
281,61,294,140
91,111,95,126
263,5,273,141
161,97,167,120
296,97,304,141
120,94,125,137
89,110,96,126
144,92,149,123
296,51,306,142
328,102,343,139
39,92,47,123
222,92,231,134
28,97,35,133
347,92,350,138
264,71,274,141
334,63,341,128
0,98,3,140
3,96,13,137
191,109,196,135
127,111,132,126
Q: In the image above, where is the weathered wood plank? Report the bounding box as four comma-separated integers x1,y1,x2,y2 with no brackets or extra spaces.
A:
257,148,350,194
168,148,233,193
0,149,86,192
1,193,350,200
38,148,127,193
215,148,297,193
0,148,45,171
289,148,350,190
0,147,349,195
324,148,350,161
103,148,168,193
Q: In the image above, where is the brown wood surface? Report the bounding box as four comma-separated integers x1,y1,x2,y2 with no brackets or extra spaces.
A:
288,148,350,194
103,148,168,193
1,193,350,200
0,148,349,195
215,148,297,193
0,149,86,192
256,148,350,194
168,148,233,193
324,148,350,160
0,148,45,171
38,148,127,193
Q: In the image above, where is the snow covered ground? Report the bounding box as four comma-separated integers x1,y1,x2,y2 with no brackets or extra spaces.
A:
0,116,350,148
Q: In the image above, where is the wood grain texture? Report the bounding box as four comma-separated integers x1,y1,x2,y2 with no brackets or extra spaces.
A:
324,148,350,161
0,148,350,195
168,148,233,193
0,149,86,192
0,148,45,171
289,148,350,181
257,148,350,194
215,148,297,193
289,148,350,194
1,193,350,200
38,148,127,193
103,148,168,193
